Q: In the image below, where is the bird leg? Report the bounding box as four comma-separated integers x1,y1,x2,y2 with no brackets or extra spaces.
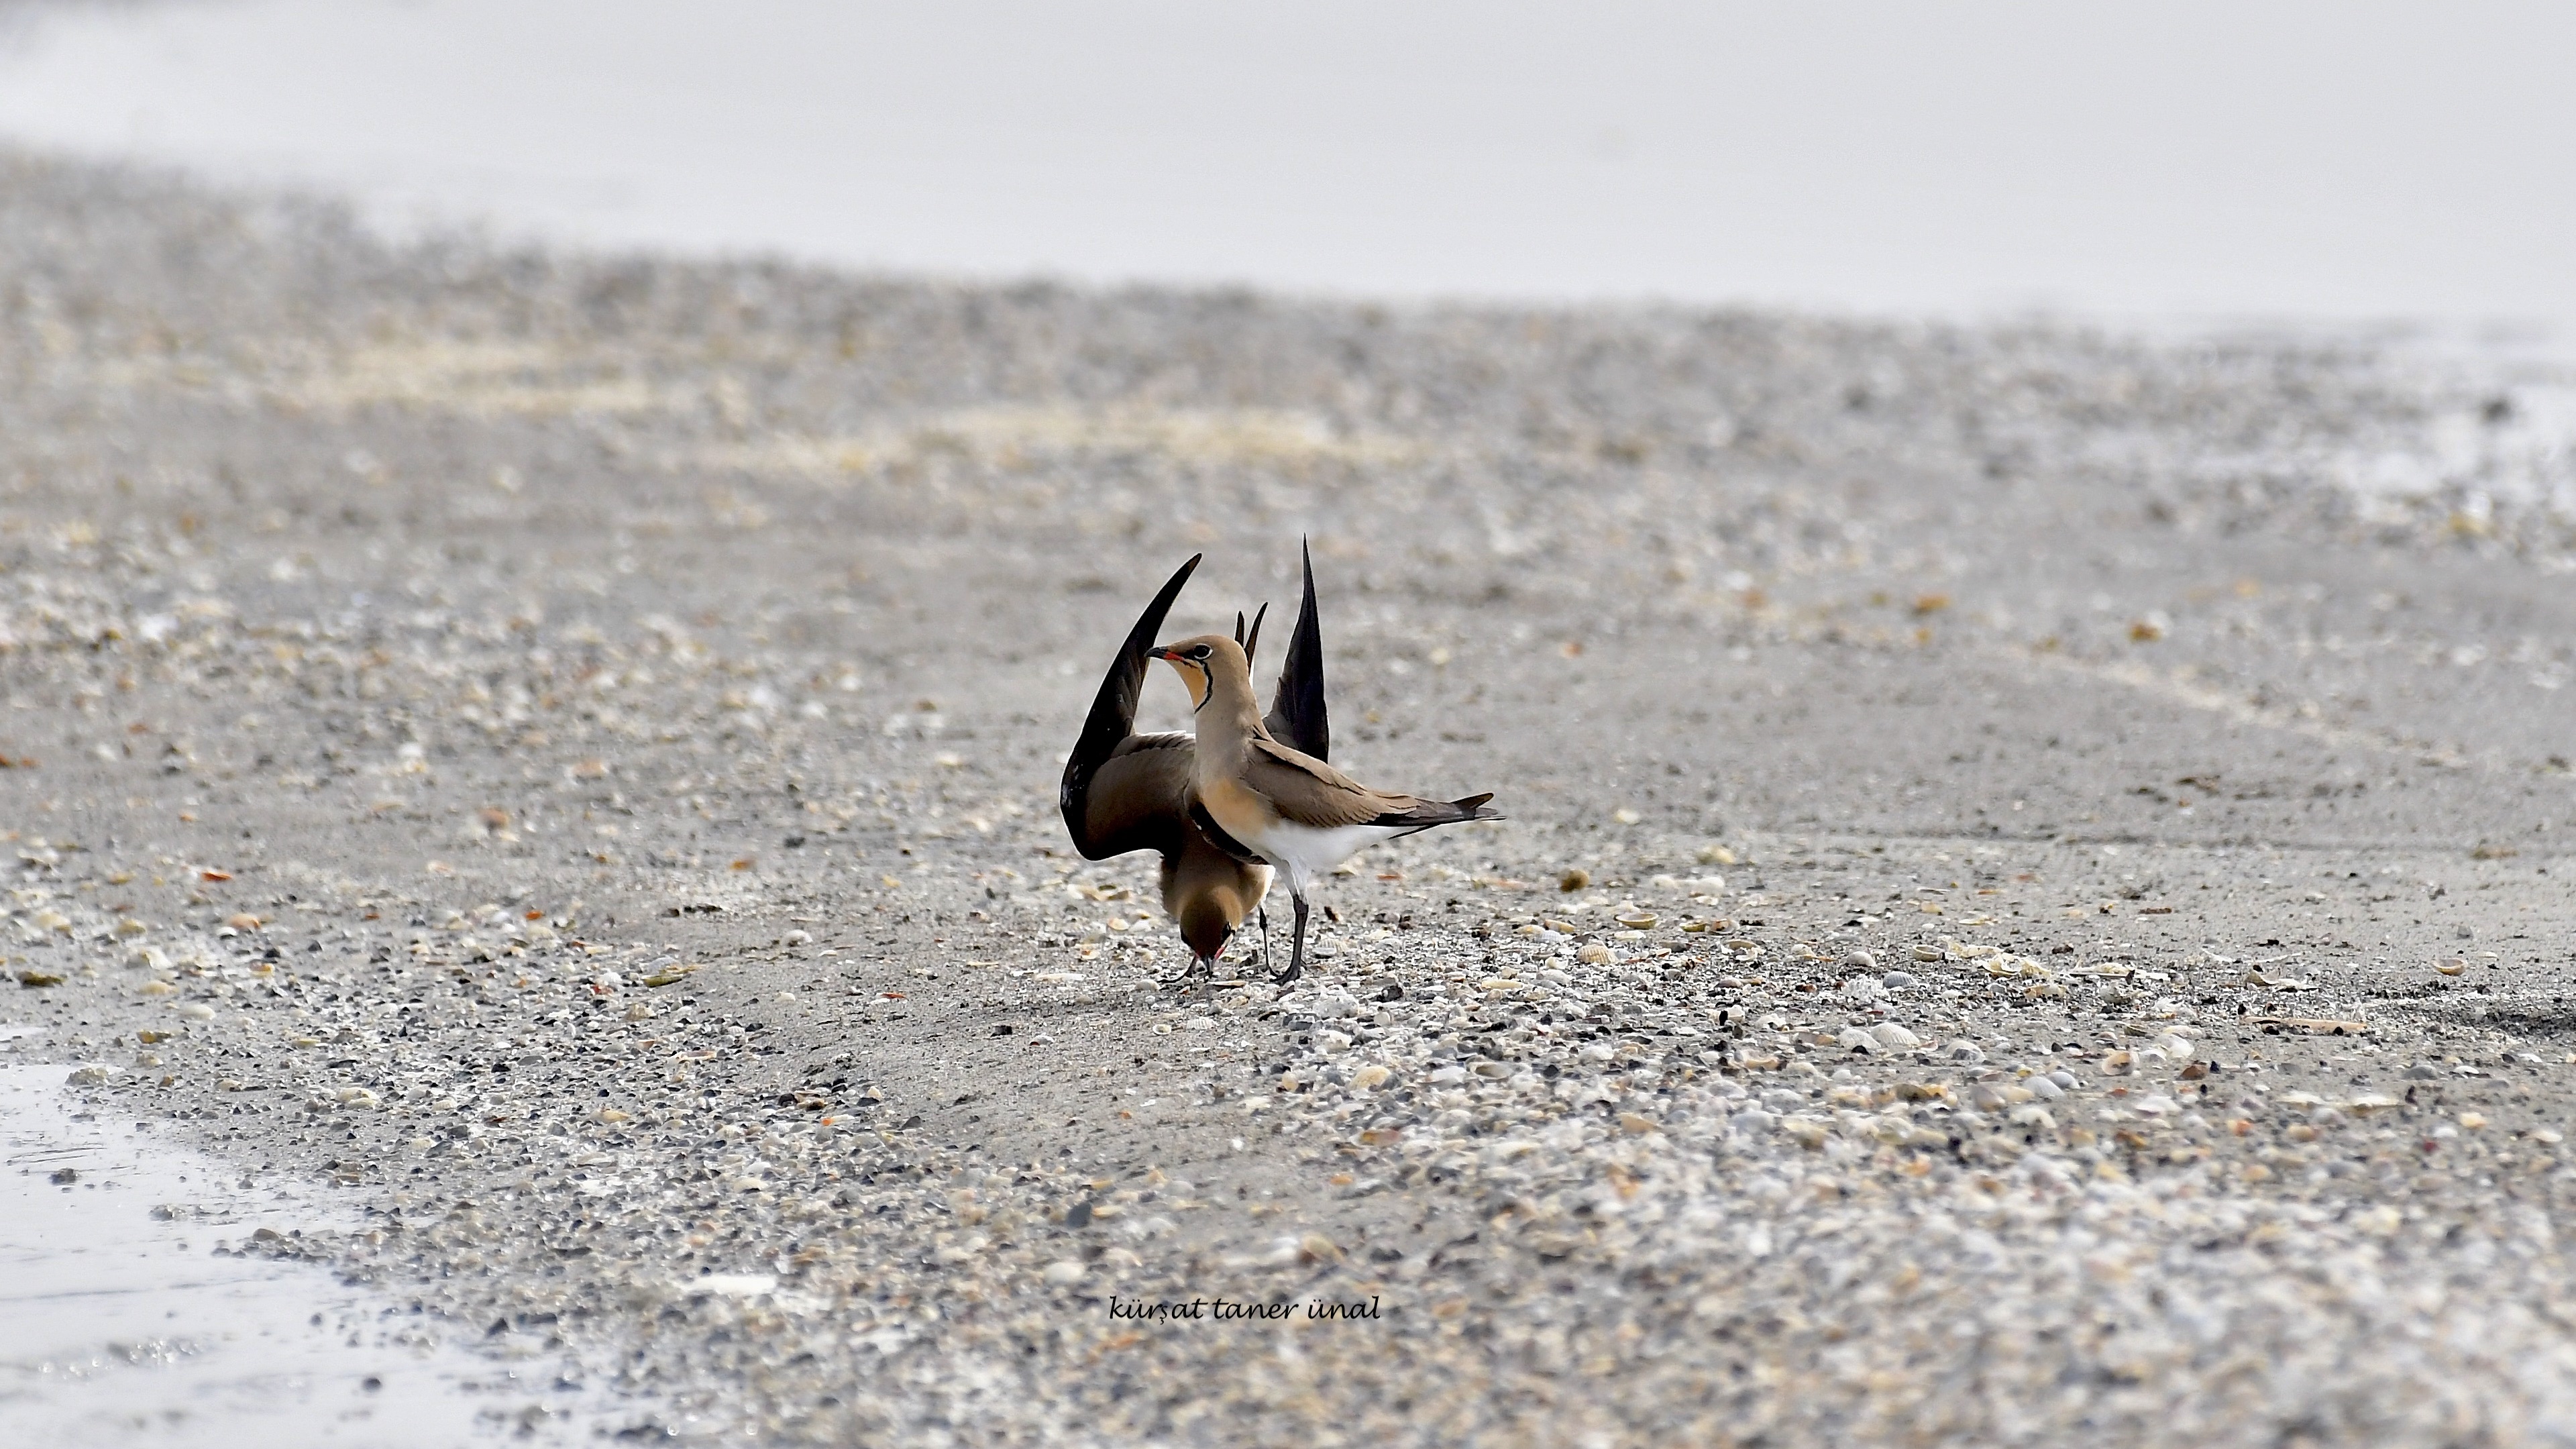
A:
1258,904,1273,977
1277,892,1309,985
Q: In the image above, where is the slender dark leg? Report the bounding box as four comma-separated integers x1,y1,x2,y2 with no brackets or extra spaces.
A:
1257,905,1273,977
1276,893,1309,985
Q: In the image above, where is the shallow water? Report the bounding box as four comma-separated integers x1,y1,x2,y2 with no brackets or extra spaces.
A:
0,1042,599,1446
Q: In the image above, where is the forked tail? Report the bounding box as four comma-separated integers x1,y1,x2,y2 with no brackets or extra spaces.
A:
1371,792,1504,835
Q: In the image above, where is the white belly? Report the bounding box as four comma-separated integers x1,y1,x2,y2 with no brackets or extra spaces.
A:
1244,818,1413,895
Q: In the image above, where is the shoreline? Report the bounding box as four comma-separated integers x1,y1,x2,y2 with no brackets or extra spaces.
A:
0,1059,613,1445
4,151,2575,1445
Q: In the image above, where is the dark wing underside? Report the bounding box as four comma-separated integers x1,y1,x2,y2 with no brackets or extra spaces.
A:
1263,537,1330,761
1061,556,1200,859
1075,733,1198,860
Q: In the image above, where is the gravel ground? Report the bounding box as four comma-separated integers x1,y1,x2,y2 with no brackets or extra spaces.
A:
5,151,2576,1446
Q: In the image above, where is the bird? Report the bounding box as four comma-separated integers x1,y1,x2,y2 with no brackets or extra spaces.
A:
1149,610,1499,985
1059,547,1334,988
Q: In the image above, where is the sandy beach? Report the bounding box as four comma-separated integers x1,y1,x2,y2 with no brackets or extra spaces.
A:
5,151,2576,1444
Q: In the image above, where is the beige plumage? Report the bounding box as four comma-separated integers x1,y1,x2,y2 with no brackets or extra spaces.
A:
1150,631,1498,983
1065,727,1269,967
1061,549,1334,984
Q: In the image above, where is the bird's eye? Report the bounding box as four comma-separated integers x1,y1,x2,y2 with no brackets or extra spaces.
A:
1191,645,1212,661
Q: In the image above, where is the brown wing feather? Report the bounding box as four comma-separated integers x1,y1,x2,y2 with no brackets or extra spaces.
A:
1075,734,1198,859
1243,736,1416,829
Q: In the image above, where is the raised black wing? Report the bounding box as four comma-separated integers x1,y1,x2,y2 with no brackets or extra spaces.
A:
1263,537,1329,761
1061,554,1199,855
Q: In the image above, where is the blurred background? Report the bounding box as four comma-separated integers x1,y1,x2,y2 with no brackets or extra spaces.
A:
2,0,2571,352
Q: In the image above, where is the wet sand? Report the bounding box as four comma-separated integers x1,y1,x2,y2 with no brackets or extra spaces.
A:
4,152,2576,1445
0,1055,612,1446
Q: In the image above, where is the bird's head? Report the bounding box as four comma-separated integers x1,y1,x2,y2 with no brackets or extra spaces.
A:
1148,634,1243,712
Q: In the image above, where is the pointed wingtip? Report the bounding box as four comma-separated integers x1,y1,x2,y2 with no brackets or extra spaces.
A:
1066,553,1203,830
1265,537,1330,760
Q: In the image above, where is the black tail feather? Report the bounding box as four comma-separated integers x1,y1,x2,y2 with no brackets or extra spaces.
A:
1369,792,1503,833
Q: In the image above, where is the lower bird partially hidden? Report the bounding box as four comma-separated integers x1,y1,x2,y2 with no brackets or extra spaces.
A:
1061,549,1335,990
1150,633,1500,984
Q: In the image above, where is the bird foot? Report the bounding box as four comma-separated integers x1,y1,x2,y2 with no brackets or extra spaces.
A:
1172,957,1232,999
1273,963,1303,986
